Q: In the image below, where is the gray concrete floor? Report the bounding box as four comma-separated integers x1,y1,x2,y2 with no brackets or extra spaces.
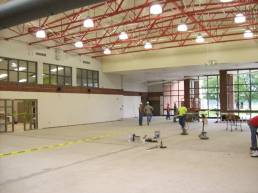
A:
0,117,257,193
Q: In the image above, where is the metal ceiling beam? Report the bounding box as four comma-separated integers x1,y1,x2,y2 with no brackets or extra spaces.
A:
92,37,258,58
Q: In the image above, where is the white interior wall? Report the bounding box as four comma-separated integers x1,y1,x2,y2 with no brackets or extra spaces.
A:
0,91,141,128
122,96,141,119
122,77,148,92
0,40,146,128
148,84,163,92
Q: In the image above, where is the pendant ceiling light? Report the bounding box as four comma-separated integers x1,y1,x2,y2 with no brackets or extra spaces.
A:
144,42,153,49
103,48,111,55
36,29,46,38
119,32,128,40
196,34,205,43
234,13,246,24
177,23,188,32
83,17,94,28
74,41,83,48
243,30,253,38
220,0,233,2
150,4,162,15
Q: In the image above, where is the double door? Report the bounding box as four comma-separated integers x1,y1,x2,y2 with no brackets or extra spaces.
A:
0,99,38,133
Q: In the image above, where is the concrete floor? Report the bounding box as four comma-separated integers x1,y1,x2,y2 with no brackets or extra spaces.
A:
0,117,257,193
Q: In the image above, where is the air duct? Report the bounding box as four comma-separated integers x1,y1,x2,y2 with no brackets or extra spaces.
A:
0,0,105,30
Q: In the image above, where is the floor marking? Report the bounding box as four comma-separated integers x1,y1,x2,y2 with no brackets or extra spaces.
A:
0,133,115,159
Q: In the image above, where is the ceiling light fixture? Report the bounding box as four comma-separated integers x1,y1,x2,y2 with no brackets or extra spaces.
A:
19,79,27,83
196,34,205,43
177,23,188,32
150,4,162,15
36,29,46,38
83,17,94,28
220,0,234,2
103,48,111,55
119,32,128,40
14,67,26,71
144,42,153,49
234,13,246,24
74,41,83,48
11,62,17,68
0,73,8,79
243,29,253,38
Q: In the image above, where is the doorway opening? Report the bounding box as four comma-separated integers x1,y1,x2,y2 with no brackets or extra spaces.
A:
0,99,38,133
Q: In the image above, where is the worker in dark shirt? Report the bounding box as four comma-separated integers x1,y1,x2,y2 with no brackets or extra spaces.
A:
248,116,258,157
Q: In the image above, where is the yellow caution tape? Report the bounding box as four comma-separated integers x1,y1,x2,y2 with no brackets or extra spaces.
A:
0,133,116,159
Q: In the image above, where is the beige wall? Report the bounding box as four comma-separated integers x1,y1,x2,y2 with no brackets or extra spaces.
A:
0,91,141,129
0,40,148,91
101,41,258,73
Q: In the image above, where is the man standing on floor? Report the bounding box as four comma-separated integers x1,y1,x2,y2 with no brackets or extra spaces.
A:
248,115,258,157
178,101,188,135
138,102,144,126
173,103,178,122
166,103,171,120
144,101,154,126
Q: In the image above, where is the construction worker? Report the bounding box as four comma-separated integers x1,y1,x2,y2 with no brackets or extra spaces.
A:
178,101,188,135
248,115,258,157
138,102,144,126
144,101,154,126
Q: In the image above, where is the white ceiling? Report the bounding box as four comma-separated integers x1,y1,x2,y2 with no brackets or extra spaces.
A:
121,62,258,83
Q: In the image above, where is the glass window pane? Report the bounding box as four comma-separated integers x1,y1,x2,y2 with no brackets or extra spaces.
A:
43,74,50,84
65,67,72,77
82,70,87,87
239,112,251,120
9,71,18,82
19,60,27,71
28,62,36,72
51,75,57,85
208,76,218,87
238,92,250,110
65,77,72,86
43,64,50,74
50,65,57,75
28,73,36,83
57,66,64,76
0,70,8,81
9,59,18,71
251,92,258,110
199,77,207,88
19,72,27,83
251,85,258,92
0,58,8,69
57,76,64,85
238,70,250,85
77,69,82,86
238,84,250,92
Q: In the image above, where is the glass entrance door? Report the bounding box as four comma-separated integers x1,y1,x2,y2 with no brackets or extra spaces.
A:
0,99,38,133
